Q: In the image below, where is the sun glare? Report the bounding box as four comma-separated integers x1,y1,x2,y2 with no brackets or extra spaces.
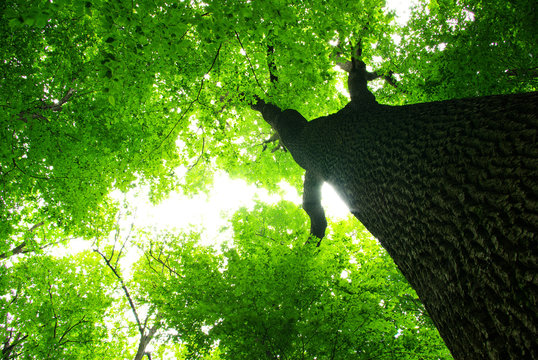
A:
121,173,350,247
385,0,418,25
322,183,350,220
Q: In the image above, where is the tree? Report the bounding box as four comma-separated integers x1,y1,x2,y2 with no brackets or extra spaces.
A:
251,43,537,359
392,0,537,102
256,72,537,359
0,252,120,359
1,0,537,359
94,226,163,360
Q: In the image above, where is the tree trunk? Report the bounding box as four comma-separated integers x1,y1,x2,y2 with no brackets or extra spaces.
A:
133,323,159,360
257,91,538,359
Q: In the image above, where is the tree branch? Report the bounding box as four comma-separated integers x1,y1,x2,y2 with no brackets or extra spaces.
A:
334,41,403,92
58,315,88,345
303,171,327,245
94,248,144,336
133,318,161,360
266,44,279,84
147,43,222,159
235,31,265,93
250,97,282,127
347,41,377,105
18,88,76,123
337,60,404,91
260,132,286,153
95,244,161,360
145,247,180,277
47,281,59,340
114,222,134,269
1,332,28,359
41,88,76,112
0,223,46,260
188,136,205,171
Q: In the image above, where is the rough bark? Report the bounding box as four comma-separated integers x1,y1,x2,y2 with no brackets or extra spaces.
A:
252,84,538,359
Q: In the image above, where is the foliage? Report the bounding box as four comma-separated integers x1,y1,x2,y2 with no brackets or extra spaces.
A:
133,202,451,359
0,252,121,359
375,0,537,103
0,0,397,247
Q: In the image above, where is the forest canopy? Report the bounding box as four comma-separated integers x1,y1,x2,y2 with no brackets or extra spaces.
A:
1,0,536,358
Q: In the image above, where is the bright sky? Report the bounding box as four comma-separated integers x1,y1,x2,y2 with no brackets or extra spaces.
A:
124,173,349,246
386,0,418,24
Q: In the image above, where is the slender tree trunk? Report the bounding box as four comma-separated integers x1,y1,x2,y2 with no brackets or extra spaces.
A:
133,323,159,360
255,91,538,359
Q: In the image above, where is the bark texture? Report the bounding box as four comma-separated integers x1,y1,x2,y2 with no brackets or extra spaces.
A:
253,91,538,359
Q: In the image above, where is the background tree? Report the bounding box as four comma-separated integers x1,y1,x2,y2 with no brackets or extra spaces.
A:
132,202,451,359
94,225,163,360
0,252,121,359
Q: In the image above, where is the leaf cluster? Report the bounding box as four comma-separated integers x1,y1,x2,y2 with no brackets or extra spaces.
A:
381,0,537,103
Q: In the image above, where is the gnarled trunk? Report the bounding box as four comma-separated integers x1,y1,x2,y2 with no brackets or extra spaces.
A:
254,91,538,359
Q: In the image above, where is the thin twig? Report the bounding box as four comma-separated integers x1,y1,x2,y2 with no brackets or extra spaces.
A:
188,136,205,171
47,281,59,339
114,222,134,269
58,315,88,345
266,44,279,84
146,43,222,159
235,31,266,93
147,248,180,276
